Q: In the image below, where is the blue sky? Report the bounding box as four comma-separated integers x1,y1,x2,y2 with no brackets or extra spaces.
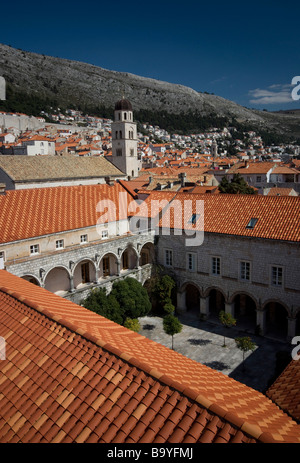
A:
1,0,299,110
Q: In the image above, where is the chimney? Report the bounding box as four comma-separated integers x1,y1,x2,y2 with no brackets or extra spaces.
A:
149,176,153,184
179,172,186,187
105,176,114,186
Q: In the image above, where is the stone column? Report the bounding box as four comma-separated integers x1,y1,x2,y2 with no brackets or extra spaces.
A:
116,258,121,276
256,309,266,335
177,290,187,313
70,275,75,293
225,302,235,317
200,296,210,319
287,317,297,341
94,268,100,284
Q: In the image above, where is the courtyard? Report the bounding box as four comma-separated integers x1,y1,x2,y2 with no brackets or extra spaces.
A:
138,312,292,393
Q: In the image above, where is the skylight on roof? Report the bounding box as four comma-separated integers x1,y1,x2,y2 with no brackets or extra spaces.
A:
246,218,258,229
188,213,200,225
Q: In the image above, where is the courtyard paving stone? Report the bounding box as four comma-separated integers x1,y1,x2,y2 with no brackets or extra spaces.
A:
138,312,292,393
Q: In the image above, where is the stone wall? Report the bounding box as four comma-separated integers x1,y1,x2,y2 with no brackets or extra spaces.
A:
157,231,300,316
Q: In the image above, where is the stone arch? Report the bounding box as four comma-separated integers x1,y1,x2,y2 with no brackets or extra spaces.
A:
139,241,155,266
230,292,258,332
21,274,41,286
120,245,138,271
44,266,71,295
203,285,226,300
73,258,96,288
99,252,119,278
177,281,202,314
205,287,226,319
263,299,290,340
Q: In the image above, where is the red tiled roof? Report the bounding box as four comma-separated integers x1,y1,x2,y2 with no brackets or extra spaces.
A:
267,188,297,196
158,192,300,242
0,271,299,443
266,359,300,423
0,183,134,244
228,162,276,174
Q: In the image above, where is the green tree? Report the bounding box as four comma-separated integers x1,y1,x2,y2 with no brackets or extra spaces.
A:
156,274,176,313
82,287,124,325
124,318,140,332
235,336,256,371
218,174,257,195
109,277,151,321
163,314,182,350
219,311,236,347
82,278,151,325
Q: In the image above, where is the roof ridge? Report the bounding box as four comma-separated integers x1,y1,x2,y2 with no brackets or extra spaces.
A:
0,284,278,443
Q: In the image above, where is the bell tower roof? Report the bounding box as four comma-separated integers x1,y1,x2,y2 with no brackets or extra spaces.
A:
114,98,133,111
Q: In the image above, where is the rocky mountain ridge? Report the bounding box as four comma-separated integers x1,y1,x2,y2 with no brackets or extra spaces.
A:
1,43,300,138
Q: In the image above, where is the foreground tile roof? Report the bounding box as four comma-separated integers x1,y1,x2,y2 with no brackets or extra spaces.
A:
0,271,299,443
266,359,300,423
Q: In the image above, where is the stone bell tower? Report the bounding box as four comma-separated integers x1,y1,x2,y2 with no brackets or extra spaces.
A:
110,98,141,178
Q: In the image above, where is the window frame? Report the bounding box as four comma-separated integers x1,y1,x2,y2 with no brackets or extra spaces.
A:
165,249,173,267
30,244,40,255
80,234,88,244
271,265,283,287
55,239,64,250
240,260,251,282
211,256,221,276
187,252,196,272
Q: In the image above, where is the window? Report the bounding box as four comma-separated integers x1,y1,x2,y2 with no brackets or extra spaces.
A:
212,257,221,275
116,149,122,157
271,266,283,287
187,253,196,271
188,213,200,225
56,239,64,250
101,230,108,239
165,249,173,267
240,261,250,281
130,149,134,157
0,251,5,269
80,234,88,244
256,176,262,183
30,244,40,255
246,218,258,229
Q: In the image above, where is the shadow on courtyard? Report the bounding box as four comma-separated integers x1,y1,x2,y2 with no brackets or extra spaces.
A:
177,312,292,392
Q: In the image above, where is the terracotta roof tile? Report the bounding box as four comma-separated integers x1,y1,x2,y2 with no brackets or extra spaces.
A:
157,192,300,242
0,183,134,243
266,359,300,422
0,271,299,443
